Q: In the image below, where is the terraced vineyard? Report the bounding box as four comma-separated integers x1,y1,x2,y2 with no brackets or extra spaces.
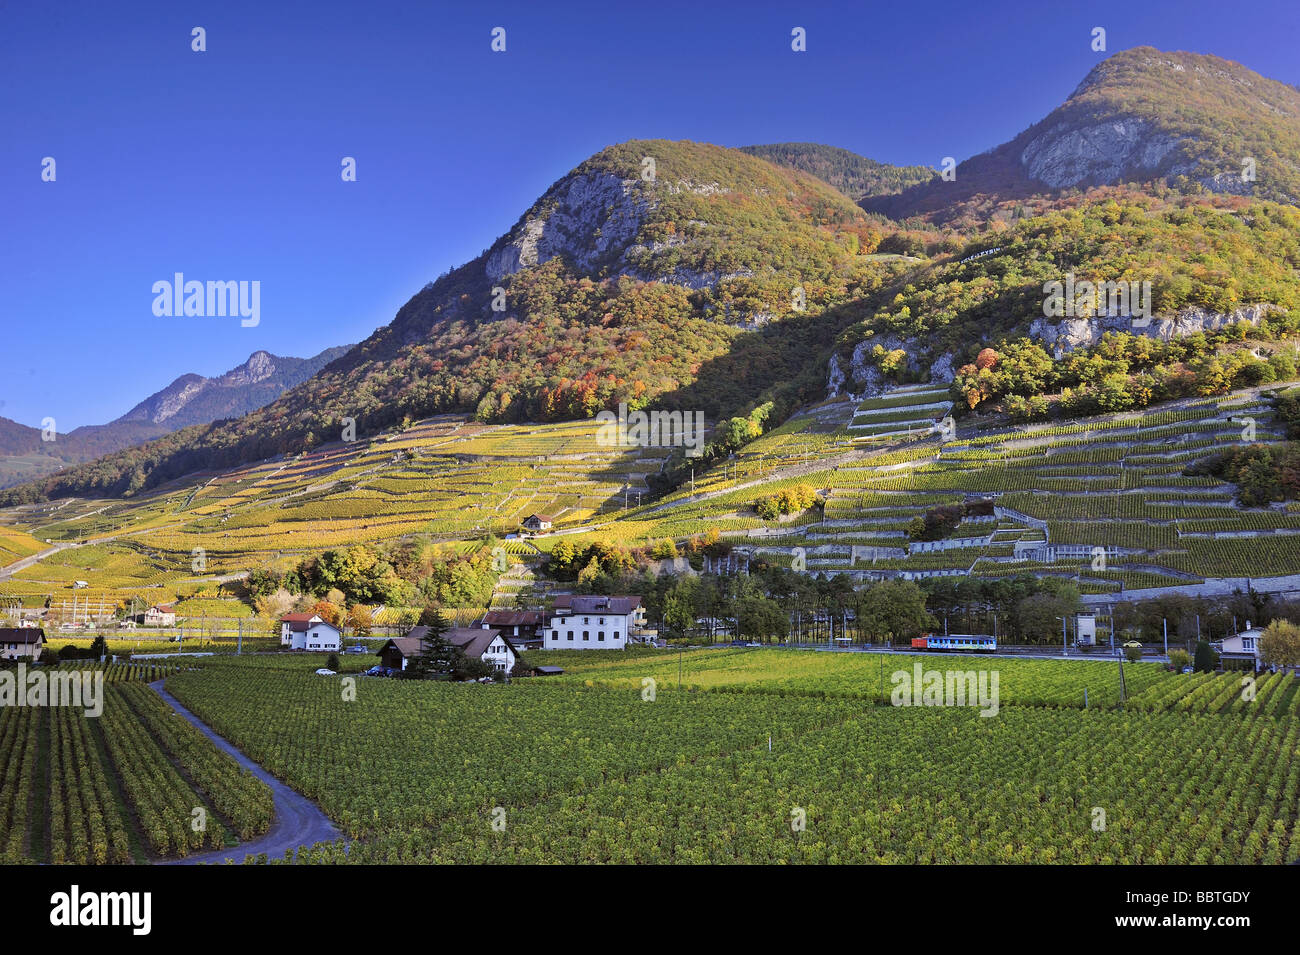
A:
566,386,1297,593
0,386,1296,606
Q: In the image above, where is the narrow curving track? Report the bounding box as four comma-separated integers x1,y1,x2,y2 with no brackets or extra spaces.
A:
148,680,342,865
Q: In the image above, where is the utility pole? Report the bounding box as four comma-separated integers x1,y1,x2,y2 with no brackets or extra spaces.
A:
1163,617,1168,658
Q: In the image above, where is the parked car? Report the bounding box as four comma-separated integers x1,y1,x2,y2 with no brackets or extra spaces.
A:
363,665,392,677
314,668,337,676
345,645,368,654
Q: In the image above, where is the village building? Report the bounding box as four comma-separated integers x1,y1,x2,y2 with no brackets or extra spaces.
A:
545,595,648,650
478,610,544,649
0,627,45,661
143,603,176,627
378,626,520,674
280,613,342,652
521,513,554,533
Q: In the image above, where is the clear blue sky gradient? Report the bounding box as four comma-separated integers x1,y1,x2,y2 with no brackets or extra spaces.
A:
2,0,1298,428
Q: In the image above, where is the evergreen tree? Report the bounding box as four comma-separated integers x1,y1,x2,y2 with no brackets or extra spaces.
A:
1193,639,1219,673
414,608,456,678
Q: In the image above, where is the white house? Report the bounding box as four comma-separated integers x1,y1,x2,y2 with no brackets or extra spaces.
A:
1221,624,1266,669
521,513,554,533
280,613,342,652
381,626,520,674
143,604,176,627
544,595,648,650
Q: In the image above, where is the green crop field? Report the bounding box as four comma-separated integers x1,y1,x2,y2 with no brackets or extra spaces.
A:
112,649,1300,865
0,668,271,864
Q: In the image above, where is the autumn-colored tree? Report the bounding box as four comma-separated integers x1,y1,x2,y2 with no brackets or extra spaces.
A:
1260,619,1300,667
309,600,342,627
345,604,374,638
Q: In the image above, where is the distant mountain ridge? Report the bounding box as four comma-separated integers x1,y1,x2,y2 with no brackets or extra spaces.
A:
737,143,935,201
113,347,351,430
0,345,351,488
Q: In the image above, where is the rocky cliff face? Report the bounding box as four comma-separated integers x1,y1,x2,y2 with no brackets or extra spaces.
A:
485,172,649,282
1019,119,1189,190
1028,303,1283,352
484,167,770,294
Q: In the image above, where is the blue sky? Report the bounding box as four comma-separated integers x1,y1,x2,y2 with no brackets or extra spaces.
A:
2,0,1298,429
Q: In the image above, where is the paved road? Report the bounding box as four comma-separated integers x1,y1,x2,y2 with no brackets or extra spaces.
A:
148,679,341,865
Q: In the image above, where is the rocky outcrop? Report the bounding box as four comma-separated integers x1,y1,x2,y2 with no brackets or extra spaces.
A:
1029,303,1284,352
826,353,847,398
484,170,771,301
928,352,955,384
1020,119,1189,189
485,172,648,282
828,335,957,399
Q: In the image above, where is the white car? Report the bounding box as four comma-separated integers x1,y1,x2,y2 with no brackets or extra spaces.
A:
314,668,337,676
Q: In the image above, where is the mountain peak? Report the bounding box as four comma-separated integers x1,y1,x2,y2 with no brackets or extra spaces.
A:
865,47,1300,222
482,139,866,288
115,347,349,427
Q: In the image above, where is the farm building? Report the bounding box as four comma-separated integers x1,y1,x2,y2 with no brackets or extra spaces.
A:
143,604,176,627
0,628,45,661
545,595,649,650
478,610,544,649
280,613,342,652
521,513,554,533
379,626,521,674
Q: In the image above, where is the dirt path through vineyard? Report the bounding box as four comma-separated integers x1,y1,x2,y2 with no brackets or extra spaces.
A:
149,680,342,864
